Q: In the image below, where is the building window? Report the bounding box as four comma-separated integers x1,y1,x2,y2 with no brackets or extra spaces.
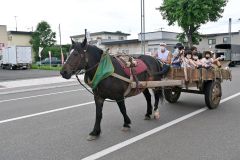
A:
223,37,229,43
208,39,216,45
121,49,129,54
108,36,111,40
96,37,102,40
148,48,153,52
119,36,124,40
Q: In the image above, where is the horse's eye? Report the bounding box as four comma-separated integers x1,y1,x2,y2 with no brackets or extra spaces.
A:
73,52,78,56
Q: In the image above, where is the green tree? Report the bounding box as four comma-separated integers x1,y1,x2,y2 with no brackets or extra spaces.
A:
158,0,228,47
30,21,56,61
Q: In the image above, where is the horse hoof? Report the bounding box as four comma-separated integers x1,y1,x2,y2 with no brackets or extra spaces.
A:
121,127,130,132
144,116,151,120
87,135,98,141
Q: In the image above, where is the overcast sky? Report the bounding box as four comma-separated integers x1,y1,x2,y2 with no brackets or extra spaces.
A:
1,0,240,44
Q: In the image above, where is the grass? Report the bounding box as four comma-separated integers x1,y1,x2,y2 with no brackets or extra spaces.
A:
31,64,62,71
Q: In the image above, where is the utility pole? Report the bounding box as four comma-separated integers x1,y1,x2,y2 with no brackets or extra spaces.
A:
140,0,145,54
14,16,18,31
59,24,64,65
229,18,232,61
229,18,232,44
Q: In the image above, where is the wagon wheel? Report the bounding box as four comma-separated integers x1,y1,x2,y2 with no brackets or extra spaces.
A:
204,81,222,109
164,86,181,103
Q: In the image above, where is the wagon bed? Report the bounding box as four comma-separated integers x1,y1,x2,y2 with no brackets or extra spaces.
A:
130,67,231,109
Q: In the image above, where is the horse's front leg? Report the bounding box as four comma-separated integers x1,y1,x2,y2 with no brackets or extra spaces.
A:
117,99,131,131
87,95,104,141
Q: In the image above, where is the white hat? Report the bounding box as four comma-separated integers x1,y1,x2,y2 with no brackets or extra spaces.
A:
159,42,166,46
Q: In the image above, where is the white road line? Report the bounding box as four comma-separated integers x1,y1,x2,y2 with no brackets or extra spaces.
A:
0,101,95,124
0,83,78,95
82,92,240,160
0,89,86,103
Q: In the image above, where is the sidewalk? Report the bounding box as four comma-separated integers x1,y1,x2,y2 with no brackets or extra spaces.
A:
0,75,84,89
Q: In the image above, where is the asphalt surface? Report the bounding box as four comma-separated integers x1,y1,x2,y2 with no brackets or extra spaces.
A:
0,68,60,82
0,66,239,160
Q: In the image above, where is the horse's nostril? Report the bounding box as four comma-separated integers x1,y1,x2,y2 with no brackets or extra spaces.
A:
60,70,67,75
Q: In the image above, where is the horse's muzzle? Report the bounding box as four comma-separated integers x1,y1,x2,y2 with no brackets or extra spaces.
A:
60,70,72,79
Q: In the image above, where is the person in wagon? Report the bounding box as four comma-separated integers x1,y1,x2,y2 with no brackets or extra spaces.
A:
154,42,172,75
182,50,197,68
201,51,221,68
157,42,172,64
192,51,203,68
171,43,184,68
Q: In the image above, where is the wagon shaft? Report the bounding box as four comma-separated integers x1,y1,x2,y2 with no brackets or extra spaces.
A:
131,80,183,88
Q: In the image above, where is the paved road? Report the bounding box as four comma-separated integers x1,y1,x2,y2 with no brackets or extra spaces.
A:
0,68,60,82
0,66,239,160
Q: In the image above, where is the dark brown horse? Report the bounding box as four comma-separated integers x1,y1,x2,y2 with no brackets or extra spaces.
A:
60,37,163,140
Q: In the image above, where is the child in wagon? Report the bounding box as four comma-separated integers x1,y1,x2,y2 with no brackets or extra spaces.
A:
192,51,203,68
182,50,197,68
201,51,222,68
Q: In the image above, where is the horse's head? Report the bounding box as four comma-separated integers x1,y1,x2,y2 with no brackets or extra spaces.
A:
60,38,88,79
60,38,103,79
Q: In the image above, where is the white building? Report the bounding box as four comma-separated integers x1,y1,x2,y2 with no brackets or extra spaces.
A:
70,31,130,45
0,25,8,60
102,31,179,55
197,31,240,52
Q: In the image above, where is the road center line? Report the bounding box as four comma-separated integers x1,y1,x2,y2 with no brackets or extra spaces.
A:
0,89,86,103
82,92,240,160
0,101,95,124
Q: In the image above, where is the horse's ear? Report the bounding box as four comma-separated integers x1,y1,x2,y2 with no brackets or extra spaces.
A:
81,36,87,47
71,38,76,45
81,29,87,47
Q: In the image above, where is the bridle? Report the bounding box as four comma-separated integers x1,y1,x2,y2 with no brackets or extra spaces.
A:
79,44,100,74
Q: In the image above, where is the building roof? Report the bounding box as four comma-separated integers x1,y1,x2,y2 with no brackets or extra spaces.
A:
203,31,239,37
139,30,180,35
8,31,33,35
71,31,130,38
101,39,139,45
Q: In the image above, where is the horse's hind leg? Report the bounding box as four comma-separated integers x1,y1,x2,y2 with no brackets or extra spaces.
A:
153,89,160,111
153,89,162,120
88,95,104,141
143,89,153,120
117,100,131,131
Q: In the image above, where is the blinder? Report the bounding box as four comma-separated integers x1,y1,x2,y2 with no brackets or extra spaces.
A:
76,44,89,71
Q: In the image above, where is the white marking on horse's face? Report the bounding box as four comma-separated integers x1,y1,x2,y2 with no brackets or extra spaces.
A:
70,49,74,54
65,49,75,62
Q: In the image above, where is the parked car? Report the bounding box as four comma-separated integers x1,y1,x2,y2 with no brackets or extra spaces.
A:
36,57,62,66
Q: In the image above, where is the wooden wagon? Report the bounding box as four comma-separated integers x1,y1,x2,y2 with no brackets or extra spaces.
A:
129,66,232,109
